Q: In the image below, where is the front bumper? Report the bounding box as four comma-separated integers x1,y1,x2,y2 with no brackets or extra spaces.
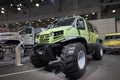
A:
104,47,120,53
33,43,61,61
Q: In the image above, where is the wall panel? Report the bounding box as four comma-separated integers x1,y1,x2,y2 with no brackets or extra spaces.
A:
90,18,116,39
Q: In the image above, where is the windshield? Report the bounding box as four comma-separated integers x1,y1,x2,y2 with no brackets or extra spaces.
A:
105,35,120,40
48,18,75,29
18,27,26,31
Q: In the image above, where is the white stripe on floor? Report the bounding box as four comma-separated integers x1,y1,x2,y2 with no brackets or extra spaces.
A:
0,68,43,78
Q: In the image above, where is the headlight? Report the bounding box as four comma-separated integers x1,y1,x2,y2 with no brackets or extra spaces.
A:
36,35,39,39
54,31,63,36
49,33,53,36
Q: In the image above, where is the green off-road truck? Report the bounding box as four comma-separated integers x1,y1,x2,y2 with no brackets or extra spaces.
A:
30,16,103,79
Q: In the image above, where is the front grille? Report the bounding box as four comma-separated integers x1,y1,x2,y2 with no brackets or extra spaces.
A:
40,39,49,43
40,34,49,43
54,35,64,40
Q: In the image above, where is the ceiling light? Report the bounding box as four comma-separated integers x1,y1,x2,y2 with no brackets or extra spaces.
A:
36,3,39,7
1,11,5,14
17,5,19,7
112,10,116,13
52,18,54,20
1,8,5,10
41,0,44,2
26,21,29,23
38,20,42,22
92,12,95,15
17,7,21,10
19,4,22,6
85,15,88,17
10,4,13,6
30,0,33,2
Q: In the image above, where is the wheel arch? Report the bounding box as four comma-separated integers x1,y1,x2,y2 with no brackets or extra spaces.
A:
61,37,88,50
4,40,25,49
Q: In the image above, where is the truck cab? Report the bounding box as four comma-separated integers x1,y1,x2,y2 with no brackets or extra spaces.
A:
18,27,46,46
19,27,35,46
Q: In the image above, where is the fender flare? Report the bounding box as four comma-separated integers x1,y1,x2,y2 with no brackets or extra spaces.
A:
59,36,88,49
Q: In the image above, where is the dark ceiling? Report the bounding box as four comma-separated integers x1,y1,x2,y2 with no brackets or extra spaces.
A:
101,0,120,13
0,0,52,13
0,0,120,28
0,0,119,13
0,0,48,7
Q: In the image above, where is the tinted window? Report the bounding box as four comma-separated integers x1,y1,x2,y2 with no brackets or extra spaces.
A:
93,26,98,33
19,28,32,34
57,18,75,26
105,35,120,40
87,22,94,32
76,19,85,29
48,18,75,29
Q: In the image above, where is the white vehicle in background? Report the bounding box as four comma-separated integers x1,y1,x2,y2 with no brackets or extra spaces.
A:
0,28,9,33
0,27,46,47
0,32,24,61
18,27,46,46
0,27,46,61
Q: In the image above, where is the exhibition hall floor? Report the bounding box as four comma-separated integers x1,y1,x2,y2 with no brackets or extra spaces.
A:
0,54,120,80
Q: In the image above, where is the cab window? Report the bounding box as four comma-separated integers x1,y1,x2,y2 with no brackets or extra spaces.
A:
19,28,32,34
76,19,85,30
93,26,98,34
87,22,94,32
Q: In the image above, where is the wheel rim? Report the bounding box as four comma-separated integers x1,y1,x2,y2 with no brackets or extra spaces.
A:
77,50,86,69
100,47,103,56
20,47,24,57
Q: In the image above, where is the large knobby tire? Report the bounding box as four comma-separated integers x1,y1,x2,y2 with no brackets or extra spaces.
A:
92,44,103,60
61,43,87,80
30,48,49,68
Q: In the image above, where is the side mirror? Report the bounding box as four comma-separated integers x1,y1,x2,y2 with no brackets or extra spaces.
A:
76,24,85,30
76,24,81,29
19,31,26,35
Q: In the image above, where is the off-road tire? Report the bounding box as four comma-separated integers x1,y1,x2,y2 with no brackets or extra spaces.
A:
61,43,87,80
92,44,103,60
30,48,49,68
30,54,49,68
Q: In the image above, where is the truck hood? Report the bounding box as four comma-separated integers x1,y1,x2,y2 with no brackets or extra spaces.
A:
39,26,72,35
0,32,20,40
103,40,120,47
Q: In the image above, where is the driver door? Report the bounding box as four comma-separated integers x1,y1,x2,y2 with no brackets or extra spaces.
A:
76,19,89,42
87,22,97,43
19,27,34,45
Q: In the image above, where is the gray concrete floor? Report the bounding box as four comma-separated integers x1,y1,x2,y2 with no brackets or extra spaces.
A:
0,54,120,80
